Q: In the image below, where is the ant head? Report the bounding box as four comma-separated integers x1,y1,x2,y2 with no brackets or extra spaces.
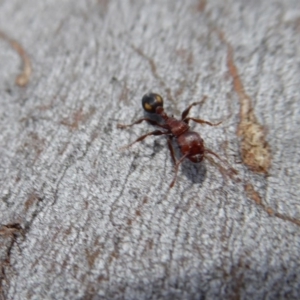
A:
142,93,164,113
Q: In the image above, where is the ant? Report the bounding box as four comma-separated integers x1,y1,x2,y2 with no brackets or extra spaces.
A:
117,93,237,188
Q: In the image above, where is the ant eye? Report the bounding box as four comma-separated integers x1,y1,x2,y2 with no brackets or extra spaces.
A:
142,93,164,113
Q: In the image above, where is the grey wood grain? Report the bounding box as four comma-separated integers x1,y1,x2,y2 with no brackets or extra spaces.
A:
0,0,300,299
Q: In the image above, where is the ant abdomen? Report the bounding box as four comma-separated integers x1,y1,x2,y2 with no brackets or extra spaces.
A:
177,131,205,163
142,93,164,113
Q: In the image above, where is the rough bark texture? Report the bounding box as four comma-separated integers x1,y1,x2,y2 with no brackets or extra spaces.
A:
0,0,300,299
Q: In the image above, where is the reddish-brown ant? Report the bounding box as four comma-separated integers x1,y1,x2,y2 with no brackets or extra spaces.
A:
118,93,237,187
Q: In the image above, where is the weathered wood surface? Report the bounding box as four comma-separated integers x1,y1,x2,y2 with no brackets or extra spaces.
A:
0,0,300,299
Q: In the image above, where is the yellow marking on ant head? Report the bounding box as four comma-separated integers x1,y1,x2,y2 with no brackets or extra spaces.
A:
155,95,162,104
144,103,152,111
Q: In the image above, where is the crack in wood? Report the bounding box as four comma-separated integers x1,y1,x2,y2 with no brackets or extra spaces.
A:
245,183,300,227
131,45,179,113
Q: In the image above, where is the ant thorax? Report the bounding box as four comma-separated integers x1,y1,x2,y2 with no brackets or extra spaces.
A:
166,117,189,137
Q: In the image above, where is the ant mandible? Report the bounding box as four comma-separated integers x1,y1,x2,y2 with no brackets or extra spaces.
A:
117,93,237,188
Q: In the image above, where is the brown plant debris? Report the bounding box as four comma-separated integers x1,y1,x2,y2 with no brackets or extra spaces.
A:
244,183,262,205
24,193,42,212
196,0,207,12
217,30,271,174
60,106,96,130
0,223,23,238
0,30,32,87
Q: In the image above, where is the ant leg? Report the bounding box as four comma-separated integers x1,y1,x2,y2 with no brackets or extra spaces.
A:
181,96,207,120
184,117,222,127
117,118,167,129
205,155,228,178
120,130,169,150
205,149,238,178
169,154,188,188
167,138,176,165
